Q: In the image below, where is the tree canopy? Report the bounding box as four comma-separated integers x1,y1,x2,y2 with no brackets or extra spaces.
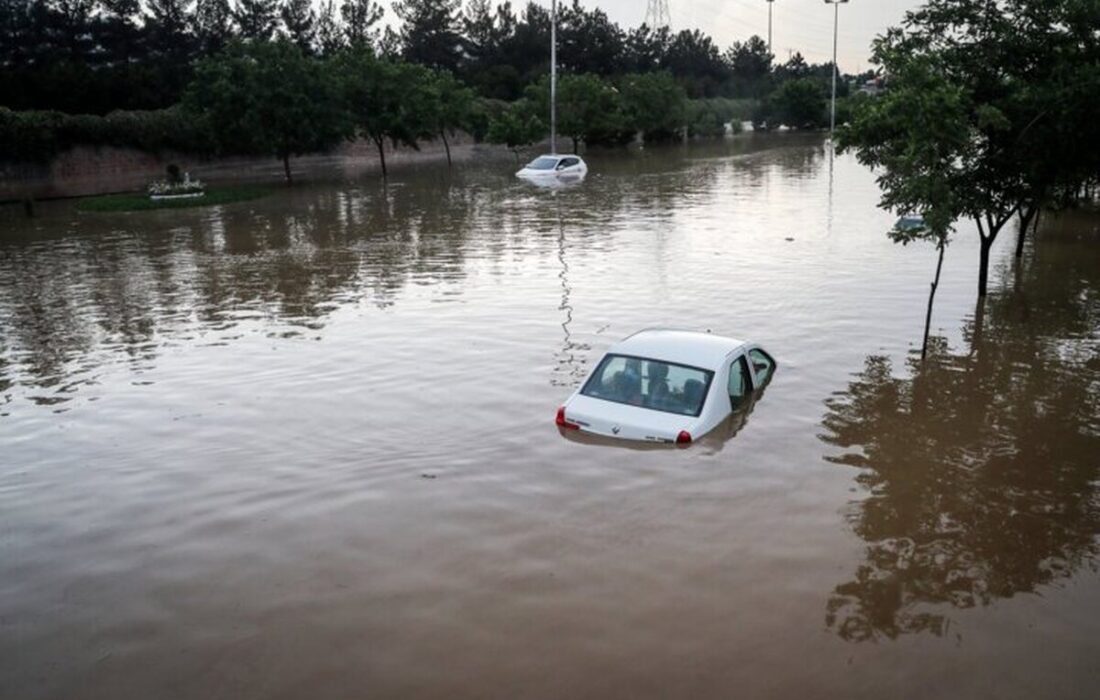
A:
839,0,1100,298
183,38,346,182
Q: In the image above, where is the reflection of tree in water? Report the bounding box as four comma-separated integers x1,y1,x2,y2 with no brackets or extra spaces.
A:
821,212,1100,642
1,143,805,408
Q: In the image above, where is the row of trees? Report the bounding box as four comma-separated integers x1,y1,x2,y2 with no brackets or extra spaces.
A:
1,0,853,114
839,0,1100,353
1,35,767,174
179,39,760,179
181,40,477,180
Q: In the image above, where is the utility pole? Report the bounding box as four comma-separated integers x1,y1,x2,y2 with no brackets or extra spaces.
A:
824,0,849,137
550,0,556,153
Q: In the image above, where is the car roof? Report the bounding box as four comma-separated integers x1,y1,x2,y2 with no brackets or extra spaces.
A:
535,154,583,161
609,328,748,370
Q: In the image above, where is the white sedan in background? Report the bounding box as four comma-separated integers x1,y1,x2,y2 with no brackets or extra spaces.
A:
555,329,776,445
516,154,588,183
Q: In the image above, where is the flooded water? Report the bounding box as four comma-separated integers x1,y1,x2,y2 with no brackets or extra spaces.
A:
2,135,1098,699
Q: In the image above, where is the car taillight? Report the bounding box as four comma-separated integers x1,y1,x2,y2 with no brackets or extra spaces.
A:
556,406,579,430
676,430,692,445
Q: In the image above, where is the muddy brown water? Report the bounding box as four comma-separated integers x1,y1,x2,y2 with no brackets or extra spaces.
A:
2,135,1098,699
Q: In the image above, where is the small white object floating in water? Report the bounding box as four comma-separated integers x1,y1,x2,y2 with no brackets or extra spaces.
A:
555,328,776,445
149,192,205,201
516,154,587,184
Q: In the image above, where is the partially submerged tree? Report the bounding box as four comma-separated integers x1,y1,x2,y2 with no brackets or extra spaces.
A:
427,70,476,166
336,47,436,177
183,39,346,182
525,73,628,152
486,101,544,162
617,71,686,142
840,50,967,358
842,0,1100,298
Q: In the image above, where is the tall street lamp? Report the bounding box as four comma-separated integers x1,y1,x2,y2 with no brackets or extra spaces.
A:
767,0,775,55
824,0,849,137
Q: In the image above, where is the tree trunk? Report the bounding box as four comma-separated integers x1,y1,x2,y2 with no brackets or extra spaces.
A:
975,209,1016,297
1015,203,1038,259
375,137,387,178
921,240,946,360
977,234,992,297
440,129,452,167
282,153,292,184
572,137,579,154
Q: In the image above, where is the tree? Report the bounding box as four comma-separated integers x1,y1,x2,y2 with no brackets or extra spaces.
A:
486,100,544,162
146,0,195,59
393,0,462,73
725,35,772,97
779,51,809,79
280,0,316,53
763,78,825,130
313,0,343,55
340,0,382,48
525,73,625,152
427,69,475,166
557,2,625,76
336,47,436,177
662,28,730,97
840,0,1100,298
618,71,686,142
192,0,233,53
183,39,346,182
233,0,278,41
623,23,671,73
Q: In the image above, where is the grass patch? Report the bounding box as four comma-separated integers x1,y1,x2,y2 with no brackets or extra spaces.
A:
77,185,271,212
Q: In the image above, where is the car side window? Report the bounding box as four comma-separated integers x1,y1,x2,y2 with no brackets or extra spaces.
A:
748,349,775,387
558,157,578,169
728,355,753,408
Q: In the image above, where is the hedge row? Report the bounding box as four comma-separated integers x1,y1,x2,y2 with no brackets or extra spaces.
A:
0,107,214,163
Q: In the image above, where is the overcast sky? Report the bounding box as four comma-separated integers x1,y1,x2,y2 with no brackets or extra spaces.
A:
377,0,922,73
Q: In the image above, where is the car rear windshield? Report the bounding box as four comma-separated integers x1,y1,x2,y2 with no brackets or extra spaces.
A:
526,157,558,170
580,354,713,417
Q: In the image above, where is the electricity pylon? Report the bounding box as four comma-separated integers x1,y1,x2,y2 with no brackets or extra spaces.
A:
644,0,671,29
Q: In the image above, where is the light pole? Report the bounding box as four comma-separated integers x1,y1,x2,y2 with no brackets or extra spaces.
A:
824,0,849,137
550,0,557,154
767,0,774,55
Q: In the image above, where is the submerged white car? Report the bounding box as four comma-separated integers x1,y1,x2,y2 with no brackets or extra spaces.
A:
555,329,776,445
516,154,588,182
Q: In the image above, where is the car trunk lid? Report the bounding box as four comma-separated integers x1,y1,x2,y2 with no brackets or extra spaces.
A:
563,395,692,443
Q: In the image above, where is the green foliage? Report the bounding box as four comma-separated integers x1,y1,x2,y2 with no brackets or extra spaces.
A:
617,72,687,142
428,70,477,138
839,0,1100,297
394,0,463,73
525,73,631,151
0,106,212,162
334,46,439,174
486,101,545,157
77,185,270,212
755,78,827,130
183,39,346,181
724,35,773,97
687,98,751,138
